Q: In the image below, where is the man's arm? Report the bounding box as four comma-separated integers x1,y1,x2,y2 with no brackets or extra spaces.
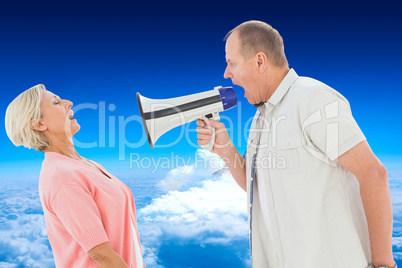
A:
337,140,395,267
219,142,247,191
88,242,129,268
197,118,247,191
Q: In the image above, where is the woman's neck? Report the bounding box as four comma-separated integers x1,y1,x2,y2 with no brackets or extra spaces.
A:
44,140,79,160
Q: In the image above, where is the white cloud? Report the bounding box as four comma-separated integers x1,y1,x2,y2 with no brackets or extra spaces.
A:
137,151,249,267
156,149,227,192
157,165,197,192
0,184,54,267
389,177,402,263
140,172,247,241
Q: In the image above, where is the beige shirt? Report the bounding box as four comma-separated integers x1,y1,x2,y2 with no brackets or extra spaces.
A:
246,69,371,268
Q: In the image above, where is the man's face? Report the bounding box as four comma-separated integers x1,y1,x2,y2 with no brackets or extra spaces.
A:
224,32,258,104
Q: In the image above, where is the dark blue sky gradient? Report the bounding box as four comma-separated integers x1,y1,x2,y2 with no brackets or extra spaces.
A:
1,0,401,176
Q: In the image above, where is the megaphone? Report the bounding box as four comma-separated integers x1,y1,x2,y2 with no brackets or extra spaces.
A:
137,86,237,151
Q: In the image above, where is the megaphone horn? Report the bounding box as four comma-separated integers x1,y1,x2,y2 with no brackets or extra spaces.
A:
137,86,237,150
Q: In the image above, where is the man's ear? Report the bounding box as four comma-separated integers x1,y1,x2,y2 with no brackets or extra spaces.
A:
255,52,267,73
31,119,47,132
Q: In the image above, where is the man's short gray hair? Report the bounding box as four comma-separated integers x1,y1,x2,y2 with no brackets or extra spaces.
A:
224,20,288,67
5,84,50,152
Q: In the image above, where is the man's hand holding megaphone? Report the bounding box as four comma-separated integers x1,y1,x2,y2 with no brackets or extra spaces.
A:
196,117,233,157
196,116,247,191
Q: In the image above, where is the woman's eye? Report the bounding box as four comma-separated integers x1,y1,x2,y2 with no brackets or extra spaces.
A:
54,101,60,105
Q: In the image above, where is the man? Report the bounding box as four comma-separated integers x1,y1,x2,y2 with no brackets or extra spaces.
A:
196,20,395,268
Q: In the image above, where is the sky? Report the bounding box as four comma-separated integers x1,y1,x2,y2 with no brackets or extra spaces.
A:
0,0,401,267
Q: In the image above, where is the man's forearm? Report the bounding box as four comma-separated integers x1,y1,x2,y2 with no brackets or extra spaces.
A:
359,167,394,267
220,143,247,191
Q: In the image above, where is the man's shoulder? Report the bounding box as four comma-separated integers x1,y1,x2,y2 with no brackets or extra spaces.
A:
293,76,334,95
289,76,349,107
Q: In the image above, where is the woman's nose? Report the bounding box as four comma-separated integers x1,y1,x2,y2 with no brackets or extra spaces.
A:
64,99,73,109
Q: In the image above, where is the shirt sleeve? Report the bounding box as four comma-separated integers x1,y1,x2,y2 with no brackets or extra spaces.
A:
51,184,109,252
302,89,366,161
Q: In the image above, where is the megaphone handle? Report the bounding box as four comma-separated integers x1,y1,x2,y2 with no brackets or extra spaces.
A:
202,124,215,151
201,113,220,152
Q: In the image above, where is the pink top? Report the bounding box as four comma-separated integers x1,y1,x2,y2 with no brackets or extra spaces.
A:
39,152,142,267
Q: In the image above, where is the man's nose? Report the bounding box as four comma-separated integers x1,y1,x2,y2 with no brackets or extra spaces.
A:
224,66,231,79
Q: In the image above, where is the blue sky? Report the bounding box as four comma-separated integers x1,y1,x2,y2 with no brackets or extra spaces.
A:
1,0,402,267
1,0,401,168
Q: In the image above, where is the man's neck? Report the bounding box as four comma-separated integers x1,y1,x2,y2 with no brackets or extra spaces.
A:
262,66,290,103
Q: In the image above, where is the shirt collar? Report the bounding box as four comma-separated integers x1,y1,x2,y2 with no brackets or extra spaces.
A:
268,68,298,106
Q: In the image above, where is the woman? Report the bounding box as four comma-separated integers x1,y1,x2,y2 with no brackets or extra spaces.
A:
5,84,145,268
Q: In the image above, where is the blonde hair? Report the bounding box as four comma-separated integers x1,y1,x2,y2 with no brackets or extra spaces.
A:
224,20,288,67
5,84,50,152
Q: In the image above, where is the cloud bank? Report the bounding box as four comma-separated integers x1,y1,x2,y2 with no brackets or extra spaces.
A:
390,177,402,264
0,159,401,267
137,150,251,268
0,183,54,267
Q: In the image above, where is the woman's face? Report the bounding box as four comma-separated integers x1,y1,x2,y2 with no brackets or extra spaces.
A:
37,90,80,141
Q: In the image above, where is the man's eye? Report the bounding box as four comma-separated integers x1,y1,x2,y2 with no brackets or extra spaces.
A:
54,101,60,105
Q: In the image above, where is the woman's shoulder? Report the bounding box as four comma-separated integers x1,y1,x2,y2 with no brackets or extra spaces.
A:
40,156,61,184
39,152,85,195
